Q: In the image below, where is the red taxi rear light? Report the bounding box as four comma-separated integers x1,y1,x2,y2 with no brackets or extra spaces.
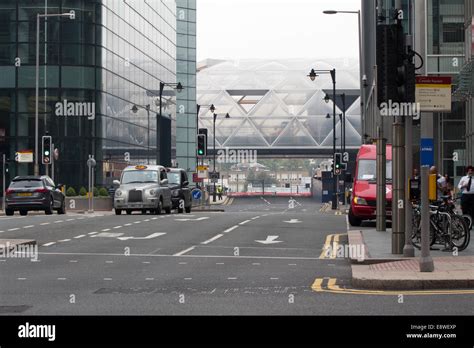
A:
6,189,15,194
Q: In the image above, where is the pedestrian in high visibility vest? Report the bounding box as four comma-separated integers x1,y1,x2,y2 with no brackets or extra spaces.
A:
458,166,474,219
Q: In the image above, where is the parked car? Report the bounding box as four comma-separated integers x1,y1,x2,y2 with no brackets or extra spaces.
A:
5,175,66,216
167,168,192,213
349,144,393,226
113,165,172,215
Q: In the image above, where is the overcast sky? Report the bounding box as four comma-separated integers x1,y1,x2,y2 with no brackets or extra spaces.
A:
197,0,361,62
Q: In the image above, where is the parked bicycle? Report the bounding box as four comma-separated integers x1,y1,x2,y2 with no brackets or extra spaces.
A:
411,195,470,251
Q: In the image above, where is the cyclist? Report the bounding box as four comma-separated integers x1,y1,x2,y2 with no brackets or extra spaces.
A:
458,166,474,220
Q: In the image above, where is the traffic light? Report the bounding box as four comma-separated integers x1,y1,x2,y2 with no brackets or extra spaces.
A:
376,24,399,107
334,153,342,176
395,25,416,103
197,134,206,157
42,136,52,164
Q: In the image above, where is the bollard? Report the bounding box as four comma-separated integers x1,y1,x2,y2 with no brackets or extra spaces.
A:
419,165,434,272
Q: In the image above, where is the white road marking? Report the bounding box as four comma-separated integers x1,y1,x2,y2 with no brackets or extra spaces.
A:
88,232,98,235
201,234,224,245
216,263,225,265
57,278,67,281
42,242,56,247
74,235,86,239
288,264,297,266
58,239,71,242
134,221,141,224
173,246,195,256
0,231,4,233
39,251,324,261
76,217,85,220
143,219,150,222
124,223,132,226
146,278,154,281
105,261,114,264
0,259,6,262
179,262,187,265
227,277,237,280
23,225,34,229
117,232,166,241
92,232,124,238
184,278,192,280
223,226,239,233
102,228,111,232
54,220,64,223
251,216,261,220
142,261,151,264
270,277,279,280
103,278,112,281
252,263,261,266
151,218,158,220
17,278,27,280
239,220,251,225
40,222,50,226
113,226,123,229
346,214,350,231
69,260,78,263
66,219,74,222
255,235,283,245
8,228,20,231
175,217,209,222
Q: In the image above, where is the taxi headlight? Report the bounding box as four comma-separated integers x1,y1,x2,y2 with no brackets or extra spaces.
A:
172,190,180,197
115,190,123,197
149,189,158,197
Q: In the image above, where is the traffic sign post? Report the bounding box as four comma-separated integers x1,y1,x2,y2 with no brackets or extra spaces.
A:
87,155,96,213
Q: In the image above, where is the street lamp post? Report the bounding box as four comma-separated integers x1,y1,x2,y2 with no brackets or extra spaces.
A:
212,112,230,202
157,81,183,166
308,68,337,210
131,104,150,164
35,11,75,176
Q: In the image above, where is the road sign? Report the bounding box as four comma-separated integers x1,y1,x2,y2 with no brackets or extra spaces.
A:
420,138,434,166
210,171,220,180
15,150,33,163
192,173,203,183
197,165,208,171
192,189,202,200
415,76,452,112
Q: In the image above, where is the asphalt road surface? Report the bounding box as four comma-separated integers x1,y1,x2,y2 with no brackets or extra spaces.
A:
0,197,472,315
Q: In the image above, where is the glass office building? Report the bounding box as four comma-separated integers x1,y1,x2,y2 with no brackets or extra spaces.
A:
0,0,178,189
176,0,197,178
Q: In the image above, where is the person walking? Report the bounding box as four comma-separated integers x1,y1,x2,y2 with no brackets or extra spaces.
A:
430,166,446,199
217,186,223,200
458,166,474,219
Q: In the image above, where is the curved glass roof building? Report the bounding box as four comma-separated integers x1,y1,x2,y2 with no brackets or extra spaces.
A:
197,59,362,156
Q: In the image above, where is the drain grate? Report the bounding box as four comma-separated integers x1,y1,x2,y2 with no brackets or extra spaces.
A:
0,305,32,314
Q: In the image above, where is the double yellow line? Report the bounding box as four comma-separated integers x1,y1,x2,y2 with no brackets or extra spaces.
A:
319,234,342,259
312,277,474,296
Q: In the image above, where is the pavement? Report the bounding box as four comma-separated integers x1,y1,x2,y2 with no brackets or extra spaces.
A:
0,197,473,315
348,223,474,290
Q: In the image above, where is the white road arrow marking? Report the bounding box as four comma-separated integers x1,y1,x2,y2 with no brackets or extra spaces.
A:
117,232,166,241
92,232,124,238
174,217,209,222
284,219,301,224
255,235,283,244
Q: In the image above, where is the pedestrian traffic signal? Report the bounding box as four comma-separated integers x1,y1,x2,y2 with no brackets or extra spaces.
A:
41,136,52,164
334,153,342,176
197,134,206,157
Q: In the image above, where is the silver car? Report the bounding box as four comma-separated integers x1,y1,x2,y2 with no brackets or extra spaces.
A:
113,165,172,215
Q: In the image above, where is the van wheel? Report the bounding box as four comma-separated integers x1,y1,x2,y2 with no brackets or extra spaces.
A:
115,209,122,215
348,208,362,227
6,209,14,216
20,210,28,216
185,206,192,214
57,199,66,215
126,210,132,215
45,198,54,215
165,205,171,214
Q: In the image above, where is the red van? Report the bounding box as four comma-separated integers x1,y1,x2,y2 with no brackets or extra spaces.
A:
349,144,392,226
